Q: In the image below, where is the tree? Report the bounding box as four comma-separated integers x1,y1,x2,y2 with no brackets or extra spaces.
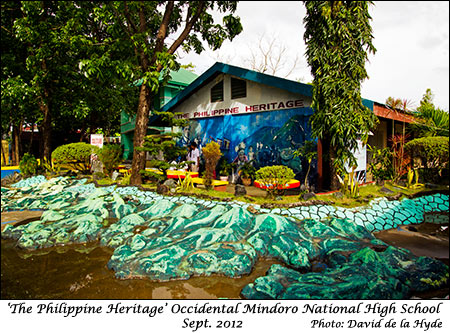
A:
89,2,242,185
138,110,189,183
303,1,378,190
385,97,415,112
410,89,449,137
245,34,301,78
1,1,39,164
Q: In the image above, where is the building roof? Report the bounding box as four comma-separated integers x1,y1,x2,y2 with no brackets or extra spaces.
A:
162,62,375,112
166,68,198,86
373,102,416,123
133,68,198,87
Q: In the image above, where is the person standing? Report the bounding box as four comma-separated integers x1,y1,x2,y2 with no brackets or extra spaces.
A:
187,142,200,172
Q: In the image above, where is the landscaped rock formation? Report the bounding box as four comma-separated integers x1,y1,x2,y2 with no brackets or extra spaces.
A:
1,176,448,299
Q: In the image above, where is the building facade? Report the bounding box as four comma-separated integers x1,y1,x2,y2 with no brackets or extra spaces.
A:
161,62,415,187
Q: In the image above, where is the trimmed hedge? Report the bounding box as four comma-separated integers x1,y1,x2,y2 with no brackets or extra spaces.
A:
405,136,449,168
255,165,295,198
405,136,449,183
52,142,99,173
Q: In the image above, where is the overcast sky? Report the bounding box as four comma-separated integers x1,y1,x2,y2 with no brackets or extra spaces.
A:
178,1,449,111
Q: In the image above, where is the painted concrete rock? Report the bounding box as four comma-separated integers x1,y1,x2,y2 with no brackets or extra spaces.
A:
1,176,449,299
241,246,448,299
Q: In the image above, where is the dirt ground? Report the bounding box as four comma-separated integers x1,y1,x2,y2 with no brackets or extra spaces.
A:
1,210,43,231
374,222,449,265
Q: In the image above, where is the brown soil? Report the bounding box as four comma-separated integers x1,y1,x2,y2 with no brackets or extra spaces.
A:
374,222,449,265
1,210,43,231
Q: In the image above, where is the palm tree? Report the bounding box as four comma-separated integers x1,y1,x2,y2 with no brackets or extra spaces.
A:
410,89,449,137
410,104,449,137
385,97,415,112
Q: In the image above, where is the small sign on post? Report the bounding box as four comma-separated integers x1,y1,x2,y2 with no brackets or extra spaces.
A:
90,134,104,173
90,134,104,148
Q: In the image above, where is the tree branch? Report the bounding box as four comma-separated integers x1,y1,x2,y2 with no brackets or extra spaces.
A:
123,1,138,34
150,0,174,65
167,2,206,56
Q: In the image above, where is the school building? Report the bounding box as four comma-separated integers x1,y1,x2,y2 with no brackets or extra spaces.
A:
123,62,415,187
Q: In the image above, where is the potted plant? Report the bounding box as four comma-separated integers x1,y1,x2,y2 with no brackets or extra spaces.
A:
239,162,256,186
218,159,232,181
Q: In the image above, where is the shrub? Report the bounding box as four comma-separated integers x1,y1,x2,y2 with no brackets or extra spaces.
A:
255,165,295,198
217,158,233,177
202,141,222,189
52,142,99,173
19,153,38,177
97,144,122,176
404,136,449,182
239,162,256,179
405,136,448,168
367,145,394,184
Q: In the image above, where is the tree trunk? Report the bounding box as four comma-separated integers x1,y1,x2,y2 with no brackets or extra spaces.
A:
320,136,340,191
40,99,52,162
11,123,21,165
1,139,7,166
28,123,34,153
130,84,151,185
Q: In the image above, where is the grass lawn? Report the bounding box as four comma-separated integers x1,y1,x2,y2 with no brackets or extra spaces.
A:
89,175,448,209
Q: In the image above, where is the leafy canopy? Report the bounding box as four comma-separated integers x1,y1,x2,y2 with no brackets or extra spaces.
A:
303,1,378,174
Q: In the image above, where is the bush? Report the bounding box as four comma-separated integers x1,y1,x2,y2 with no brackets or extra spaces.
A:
367,145,394,184
239,162,256,179
405,136,449,170
19,153,38,177
52,142,99,173
217,158,233,177
405,136,449,184
97,144,122,176
202,141,222,189
255,165,295,198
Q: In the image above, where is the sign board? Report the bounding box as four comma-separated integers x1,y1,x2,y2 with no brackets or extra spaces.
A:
345,138,367,182
175,99,307,120
90,134,104,148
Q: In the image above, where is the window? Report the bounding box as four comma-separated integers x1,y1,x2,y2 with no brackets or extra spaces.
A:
231,77,246,99
211,80,224,102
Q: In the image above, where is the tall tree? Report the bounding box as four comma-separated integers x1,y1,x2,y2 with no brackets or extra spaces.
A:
1,1,39,164
88,1,242,185
303,1,378,190
4,1,134,162
410,89,449,137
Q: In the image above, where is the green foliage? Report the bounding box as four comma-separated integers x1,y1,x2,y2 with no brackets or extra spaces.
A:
239,162,256,179
404,136,449,175
176,174,194,192
202,141,222,189
255,165,295,198
410,90,449,137
137,110,190,183
92,2,242,185
51,142,98,173
337,166,359,198
19,153,38,177
97,144,123,176
119,170,132,186
303,1,378,181
39,157,59,175
293,140,317,190
217,158,233,176
367,145,394,183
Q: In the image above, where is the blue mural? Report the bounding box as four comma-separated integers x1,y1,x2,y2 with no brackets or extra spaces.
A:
179,107,315,181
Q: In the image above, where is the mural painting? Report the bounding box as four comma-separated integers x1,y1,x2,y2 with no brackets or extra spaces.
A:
179,107,317,184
